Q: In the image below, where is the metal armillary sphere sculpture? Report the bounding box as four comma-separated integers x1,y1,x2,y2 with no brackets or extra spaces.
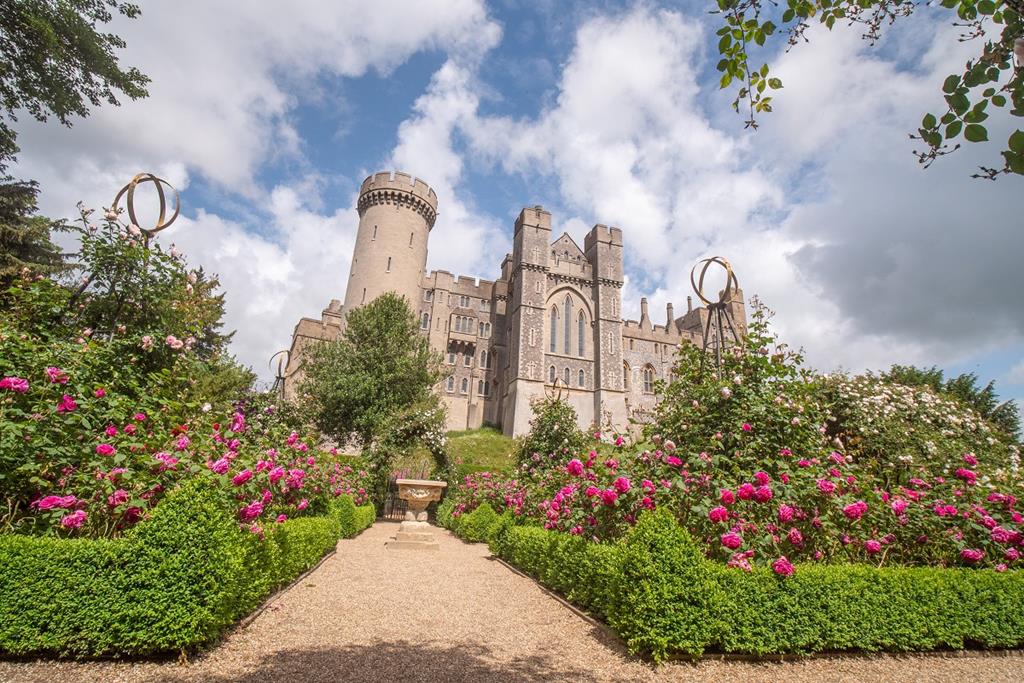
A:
690,256,743,376
110,173,181,244
269,349,290,398
544,376,568,401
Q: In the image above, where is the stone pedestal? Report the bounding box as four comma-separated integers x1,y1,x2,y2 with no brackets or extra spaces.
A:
386,479,447,551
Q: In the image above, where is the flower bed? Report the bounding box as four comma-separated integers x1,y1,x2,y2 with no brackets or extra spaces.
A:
0,480,374,656
490,509,1024,661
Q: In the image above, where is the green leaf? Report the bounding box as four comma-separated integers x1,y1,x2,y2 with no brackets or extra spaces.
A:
942,74,961,94
978,0,996,15
991,95,1006,107
945,120,963,139
964,124,988,142
1009,130,1024,154
768,77,783,90
922,113,937,129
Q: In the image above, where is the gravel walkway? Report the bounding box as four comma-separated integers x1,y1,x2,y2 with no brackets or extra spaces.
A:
2,522,1023,683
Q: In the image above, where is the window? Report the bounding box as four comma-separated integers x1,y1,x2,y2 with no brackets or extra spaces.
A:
478,379,490,397
423,289,434,302
361,288,366,304
563,367,570,385
629,339,634,351
372,225,377,240
386,257,392,272
484,380,490,396
446,376,455,392
460,378,469,394
464,353,472,367
623,361,631,390
548,365,556,383
578,369,585,387
480,350,488,368
409,232,414,247
563,295,572,355
549,308,558,352
643,366,655,394
577,312,585,357
447,351,456,364
459,295,470,308
420,312,429,330
480,299,491,312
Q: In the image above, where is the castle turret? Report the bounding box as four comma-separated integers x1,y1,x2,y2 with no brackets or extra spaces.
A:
343,171,437,313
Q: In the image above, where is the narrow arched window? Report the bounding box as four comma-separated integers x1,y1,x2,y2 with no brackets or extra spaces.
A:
643,366,655,394
460,378,469,394
421,312,429,329
623,362,631,390
563,367,570,385
563,295,572,355
446,376,455,392
577,311,585,357
548,365,556,383
481,350,488,368
549,308,558,352
578,369,585,387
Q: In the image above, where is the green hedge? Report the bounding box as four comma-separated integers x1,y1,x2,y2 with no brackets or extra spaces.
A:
0,483,373,657
489,508,1024,662
440,501,509,544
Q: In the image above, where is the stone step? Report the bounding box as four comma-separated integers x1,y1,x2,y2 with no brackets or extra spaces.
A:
386,539,440,551
395,531,436,543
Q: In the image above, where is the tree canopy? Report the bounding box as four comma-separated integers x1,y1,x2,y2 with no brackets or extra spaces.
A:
712,0,1024,177
0,0,149,170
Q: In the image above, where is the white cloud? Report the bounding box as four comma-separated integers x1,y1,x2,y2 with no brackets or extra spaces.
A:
1009,360,1024,386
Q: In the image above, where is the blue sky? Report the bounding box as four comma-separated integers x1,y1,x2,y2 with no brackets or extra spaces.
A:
11,1,1023,409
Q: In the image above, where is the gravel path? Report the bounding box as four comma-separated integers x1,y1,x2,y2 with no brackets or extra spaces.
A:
2,521,1023,683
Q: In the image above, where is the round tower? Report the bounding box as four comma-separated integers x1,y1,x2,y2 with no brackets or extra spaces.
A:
343,171,438,314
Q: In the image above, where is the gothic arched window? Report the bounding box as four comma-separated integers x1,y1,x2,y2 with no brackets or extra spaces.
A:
446,376,455,392
577,311,585,357
578,369,585,387
563,367,570,385
421,312,429,329
643,365,655,394
460,378,469,394
563,295,572,355
623,361,631,390
548,365,556,383
549,307,558,353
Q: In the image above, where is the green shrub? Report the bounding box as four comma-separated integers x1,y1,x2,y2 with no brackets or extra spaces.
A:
491,509,1024,662
354,503,376,533
455,502,501,543
436,497,456,530
0,480,372,657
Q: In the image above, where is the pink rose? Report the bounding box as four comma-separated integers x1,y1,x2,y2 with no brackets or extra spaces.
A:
741,422,752,432
960,548,984,563
210,458,230,475
709,506,729,523
133,412,147,422
778,504,795,523
232,469,253,486
865,539,882,554
297,498,309,511
817,479,836,494
107,489,129,507
843,500,868,520
60,510,87,529
93,387,106,398
720,489,736,505
787,528,803,546
721,532,743,550
772,556,794,576
584,486,600,497
600,489,618,506
566,459,584,476
56,394,77,413
96,443,116,456
46,367,69,384
0,376,29,393
737,483,755,500
612,476,631,494
753,485,773,503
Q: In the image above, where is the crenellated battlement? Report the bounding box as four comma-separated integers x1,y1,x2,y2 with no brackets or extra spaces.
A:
583,223,623,250
358,171,438,229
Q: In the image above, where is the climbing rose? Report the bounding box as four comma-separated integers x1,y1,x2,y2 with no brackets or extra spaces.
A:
778,504,795,523
787,528,803,546
960,548,985,563
708,506,729,523
297,499,309,511
737,482,755,500
232,469,253,486
239,501,264,522
754,471,771,485
56,394,77,413
96,443,116,456
600,489,618,506
276,514,287,523
753,485,773,503
890,499,909,515
46,367,68,384
742,423,752,432
61,510,87,529
817,479,836,494
955,468,977,485
864,539,882,554
0,376,29,392
94,387,106,398
843,500,868,520
584,485,600,497
107,489,129,507
772,556,794,576
210,458,230,475
566,459,584,476
721,532,743,549
33,495,77,510
720,489,736,505
612,476,631,494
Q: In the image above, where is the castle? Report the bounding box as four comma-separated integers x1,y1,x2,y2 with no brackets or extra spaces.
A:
283,171,746,437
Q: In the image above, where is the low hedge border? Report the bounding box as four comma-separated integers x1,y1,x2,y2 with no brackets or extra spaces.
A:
437,500,509,543
488,508,1024,662
0,480,375,657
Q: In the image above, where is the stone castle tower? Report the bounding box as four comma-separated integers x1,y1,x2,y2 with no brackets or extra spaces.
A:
283,171,745,437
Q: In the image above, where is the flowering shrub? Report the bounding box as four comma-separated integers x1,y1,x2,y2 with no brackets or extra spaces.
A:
445,471,527,519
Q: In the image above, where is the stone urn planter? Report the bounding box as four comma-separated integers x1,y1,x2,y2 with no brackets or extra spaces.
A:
386,479,447,551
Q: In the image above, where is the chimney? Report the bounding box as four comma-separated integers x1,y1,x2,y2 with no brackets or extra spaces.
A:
687,295,693,313
666,302,674,326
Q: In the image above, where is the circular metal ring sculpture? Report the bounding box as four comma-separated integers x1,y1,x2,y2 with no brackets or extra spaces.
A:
544,377,568,401
689,256,739,306
111,173,181,238
269,349,290,381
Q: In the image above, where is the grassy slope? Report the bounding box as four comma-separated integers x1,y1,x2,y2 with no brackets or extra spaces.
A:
447,426,516,475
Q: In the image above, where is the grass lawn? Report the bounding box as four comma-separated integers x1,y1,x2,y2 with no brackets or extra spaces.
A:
447,425,517,475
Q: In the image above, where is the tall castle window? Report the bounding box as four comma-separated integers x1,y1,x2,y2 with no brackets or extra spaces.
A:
563,295,572,355
459,295,470,308
623,361,631,390
549,308,558,353
480,350,488,368
446,376,455,392
420,312,429,329
578,369,585,387
563,367,570,385
460,378,469,394
409,232,414,246
447,350,456,364
386,257,392,272
372,225,377,240
643,365,655,394
464,353,472,367
423,289,433,302
548,365,556,383
577,311,585,357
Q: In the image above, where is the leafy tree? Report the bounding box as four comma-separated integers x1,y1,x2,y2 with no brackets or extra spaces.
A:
0,0,149,170
884,363,1020,438
0,180,65,284
514,396,588,469
298,293,445,503
712,0,1024,177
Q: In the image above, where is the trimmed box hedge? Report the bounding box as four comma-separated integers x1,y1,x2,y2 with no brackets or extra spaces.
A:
0,480,375,657
488,508,1024,662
